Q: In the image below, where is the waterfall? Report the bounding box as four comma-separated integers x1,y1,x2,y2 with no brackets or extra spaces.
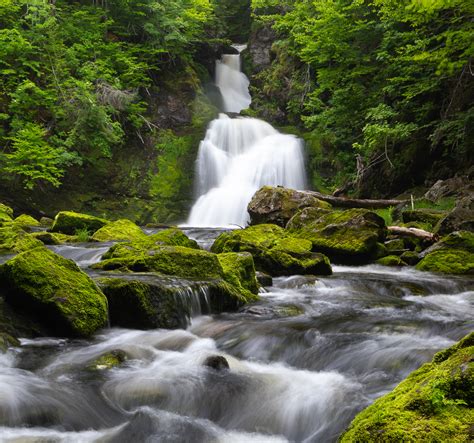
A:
186,47,307,228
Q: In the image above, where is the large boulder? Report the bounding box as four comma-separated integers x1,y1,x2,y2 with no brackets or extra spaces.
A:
340,333,474,442
0,224,43,253
217,252,259,300
435,196,474,236
91,219,146,242
211,224,332,276
287,208,386,264
247,186,331,227
51,211,108,235
0,247,108,337
13,214,40,231
424,176,473,201
416,231,474,275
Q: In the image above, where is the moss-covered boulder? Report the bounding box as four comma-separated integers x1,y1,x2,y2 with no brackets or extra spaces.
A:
0,247,108,337
0,203,13,224
247,186,332,227
211,224,332,276
287,208,386,264
217,252,259,300
30,231,80,245
340,332,474,442
402,209,446,227
99,275,250,330
400,250,421,266
13,214,40,231
91,219,146,242
0,224,43,253
101,228,199,261
87,349,128,371
416,231,474,275
376,255,407,266
51,211,108,235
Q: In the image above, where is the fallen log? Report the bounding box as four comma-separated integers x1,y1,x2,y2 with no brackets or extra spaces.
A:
387,226,438,243
301,191,409,209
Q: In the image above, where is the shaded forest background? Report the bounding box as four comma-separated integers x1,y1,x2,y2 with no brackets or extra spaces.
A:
0,0,472,222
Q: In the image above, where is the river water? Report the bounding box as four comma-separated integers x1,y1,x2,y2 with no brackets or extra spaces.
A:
0,230,472,442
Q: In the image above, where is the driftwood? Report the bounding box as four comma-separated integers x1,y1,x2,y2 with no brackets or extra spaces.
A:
387,226,438,243
302,191,409,209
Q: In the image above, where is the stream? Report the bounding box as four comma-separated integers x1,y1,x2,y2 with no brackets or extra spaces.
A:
0,229,472,442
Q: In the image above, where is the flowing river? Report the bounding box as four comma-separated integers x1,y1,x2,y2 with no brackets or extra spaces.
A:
0,231,473,442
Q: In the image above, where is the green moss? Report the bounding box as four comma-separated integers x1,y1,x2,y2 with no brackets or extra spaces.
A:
87,350,128,371
400,251,421,266
31,231,80,245
0,203,14,224
0,223,43,253
402,209,446,227
91,219,146,242
217,252,259,302
376,255,407,266
211,224,332,276
340,332,474,442
14,214,40,230
0,332,20,353
51,211,108,235
287,208,386,263
416,231,474,275
0,247,108,337
384,239,405,252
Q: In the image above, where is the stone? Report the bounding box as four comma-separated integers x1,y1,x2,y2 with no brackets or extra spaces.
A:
376,255,407,266
203,355,230,371
217,252,259,301
287,208,386,264
0,224,43,253
0,247,108,337
256,271,273,287
402,209,446,227
87,349,128,371
248,186,331,227
0,203,13,224
435,196,474,236
13,214,40,230
91,219,146,242
424,177,472,201
211,224,332,276
400,251,421,266
51,211,108,235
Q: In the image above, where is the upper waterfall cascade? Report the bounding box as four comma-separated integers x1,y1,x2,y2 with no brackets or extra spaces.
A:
186,47,307,227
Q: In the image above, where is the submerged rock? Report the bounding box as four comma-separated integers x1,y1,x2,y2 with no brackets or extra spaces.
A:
91,219,146,242
51,211,108,235
0,247,108,337
287,208,386,264
416,231,474,275
340,332,474,442
87,349,128,371
203,355,230,371
248,186,331,227
211,224,332,276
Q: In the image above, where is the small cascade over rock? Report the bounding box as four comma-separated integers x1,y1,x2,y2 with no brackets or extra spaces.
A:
215,44,251,113
186,46,307,228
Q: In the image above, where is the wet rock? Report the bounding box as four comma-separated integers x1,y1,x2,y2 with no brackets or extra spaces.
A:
217,252,259,301
91,219,146,242
376,255,407,266
417,231,474,274
256,271,273,287
87,349,128,371
340,332,474,442
0,297,48,339
0,332,20,353
249,24,277,73
211,224,332,276
435,196,474,236
400,251,421,266
203,355,230,371
248,186,331,227
287,208,386,264
51,211,108,235
0,247,108,337
31,231,79,245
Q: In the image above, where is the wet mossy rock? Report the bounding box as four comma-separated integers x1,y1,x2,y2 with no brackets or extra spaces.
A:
217,252,259,301
0,203,13,224
51,211,108,235
87,349,128,371
376,255,407,266
340,332,474,442
91,219,146,242
0,224,43,253
0,247,108,337
13,214,40,230
248,186,332,227
287,208,386,264
101,228,199,261
99,275,249,330
31,231,80,245
416,231,474,275
211,224,332,276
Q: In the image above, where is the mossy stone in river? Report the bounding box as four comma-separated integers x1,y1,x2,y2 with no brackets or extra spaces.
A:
0,224,43,253
211,224,332,276
51,211,108,235
416,231,474,275
87,349,128,371
0,247,108,337
376,255,407,266
91,219,146,242
217,252,259,301
0,332,20,353
340,332,474,442
400,250,421,266
13,214,40,230
287,208,386,264
31,231,80,245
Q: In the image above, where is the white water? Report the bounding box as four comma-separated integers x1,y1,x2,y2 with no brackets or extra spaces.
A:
216,45,251,113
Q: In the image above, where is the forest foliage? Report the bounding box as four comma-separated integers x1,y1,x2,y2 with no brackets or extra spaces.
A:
251,0,473,192
0,0,220,190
